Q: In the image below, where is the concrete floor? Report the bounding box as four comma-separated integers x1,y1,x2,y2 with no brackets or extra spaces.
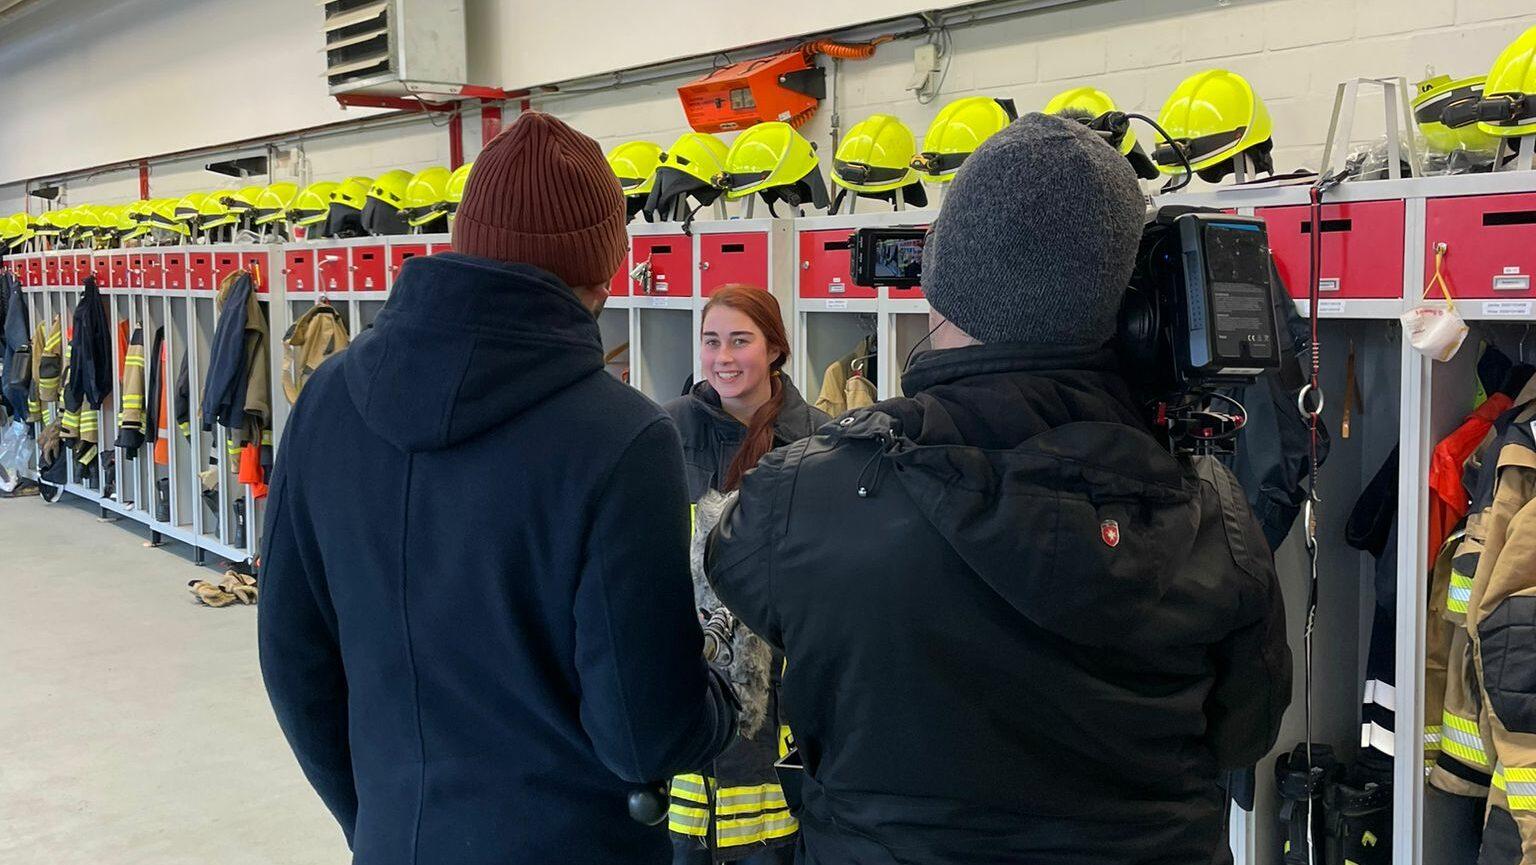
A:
0,495,349,865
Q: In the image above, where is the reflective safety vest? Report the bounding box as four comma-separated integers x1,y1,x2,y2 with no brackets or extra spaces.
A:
669,775,797,851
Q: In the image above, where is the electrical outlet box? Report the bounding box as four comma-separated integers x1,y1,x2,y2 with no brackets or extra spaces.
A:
908,43,942,96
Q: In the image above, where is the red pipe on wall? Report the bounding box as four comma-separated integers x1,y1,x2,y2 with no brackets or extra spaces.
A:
481,101,504,149
449,112,465,170
139,160,149,198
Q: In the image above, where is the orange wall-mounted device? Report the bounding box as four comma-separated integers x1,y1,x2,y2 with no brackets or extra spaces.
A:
677,51,826,133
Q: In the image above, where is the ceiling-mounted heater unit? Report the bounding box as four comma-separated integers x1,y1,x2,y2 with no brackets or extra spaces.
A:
324,0,502,107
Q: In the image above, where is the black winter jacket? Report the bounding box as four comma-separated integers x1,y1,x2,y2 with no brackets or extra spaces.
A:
707,343,1292,865
259,253,737,865
664,378,829,501
1,270,28,418
66,275,112,409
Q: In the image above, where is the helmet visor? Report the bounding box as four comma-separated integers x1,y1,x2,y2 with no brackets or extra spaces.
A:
1152,128,1247,167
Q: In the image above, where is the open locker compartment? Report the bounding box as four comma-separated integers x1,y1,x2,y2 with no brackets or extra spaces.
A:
1228,319,1402,864
792,212,930,414
882,296,933,400
106,291,144,514
795,308,878,415
598,300,632,384
633,305,696,402
351,294,387,335
188,293,232,552
1410,318,1536,865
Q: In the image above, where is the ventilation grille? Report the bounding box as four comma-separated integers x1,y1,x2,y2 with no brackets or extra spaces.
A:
325,0,391,90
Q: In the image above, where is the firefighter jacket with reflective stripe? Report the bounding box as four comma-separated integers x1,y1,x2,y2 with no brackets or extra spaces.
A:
1469,419,1536,862
1432,382,1536,799
61,276,112,467
35,316,61,405
114,327,147,455
282,302,349,405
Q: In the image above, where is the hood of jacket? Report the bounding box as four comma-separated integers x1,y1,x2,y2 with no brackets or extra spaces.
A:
342,252,605,453
844,343,1203,648
682,375,822,443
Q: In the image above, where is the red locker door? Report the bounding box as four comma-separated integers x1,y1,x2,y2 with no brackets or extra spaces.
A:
127,253,145,288
1258,200,1405,299
27,256,43,287
316,248,347,294
43,254,60,287
162,252,187,290
699,232,769,296
1425,193,1536,298
187,251,214,291
142,252,164,289
58,254,77,286
91,254,110,285
351,245,387,291
109,253,130,289
240,252,270,292
284,249,317,293
387,243,427,287
630,235,693,296
428,242,451,255
797,229,875,299
213,251,242,288
609,237,630,297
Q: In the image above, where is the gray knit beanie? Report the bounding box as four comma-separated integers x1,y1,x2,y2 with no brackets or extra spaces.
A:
921,111,1146,346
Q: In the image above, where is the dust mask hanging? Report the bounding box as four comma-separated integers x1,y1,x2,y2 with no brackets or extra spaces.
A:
1401,244,1468,362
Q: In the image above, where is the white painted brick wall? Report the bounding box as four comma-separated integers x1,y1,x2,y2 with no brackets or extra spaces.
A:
1,0,1531,212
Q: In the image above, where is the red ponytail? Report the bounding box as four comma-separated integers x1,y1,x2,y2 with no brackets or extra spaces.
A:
704,285,792,492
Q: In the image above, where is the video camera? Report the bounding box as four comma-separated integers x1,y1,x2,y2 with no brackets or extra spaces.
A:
849,205,1284,454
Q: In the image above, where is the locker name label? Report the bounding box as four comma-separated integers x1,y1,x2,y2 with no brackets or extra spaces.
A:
1317,300,1346,316
1483,301,1533,317
824,299,849,310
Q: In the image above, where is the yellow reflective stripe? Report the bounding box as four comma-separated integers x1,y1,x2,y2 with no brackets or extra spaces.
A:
670,775,709,805
715,783,789,816
261,430,273,446
1448,569,1474,614
716,810,798,845
1443,711,1482,735
124,356,145,367
667,802,710,836
44,332,60,350
178,422,191,436
1441,711,1491,767
121,396,144,407
1493,765,1536,811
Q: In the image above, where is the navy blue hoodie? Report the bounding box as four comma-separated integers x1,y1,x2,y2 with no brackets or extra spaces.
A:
259,253,737,865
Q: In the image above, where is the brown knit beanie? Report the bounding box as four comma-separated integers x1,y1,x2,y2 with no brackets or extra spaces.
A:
452,111,628,288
